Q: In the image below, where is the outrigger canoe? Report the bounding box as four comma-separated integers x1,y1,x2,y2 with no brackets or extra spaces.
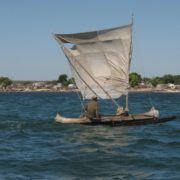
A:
54,19,177,127
55,113,176,126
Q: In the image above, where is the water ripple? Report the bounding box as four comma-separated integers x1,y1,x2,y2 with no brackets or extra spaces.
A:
0,92,179,179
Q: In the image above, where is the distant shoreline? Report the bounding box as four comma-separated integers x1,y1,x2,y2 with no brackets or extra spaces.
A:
0,88,180,93
128,89,180,93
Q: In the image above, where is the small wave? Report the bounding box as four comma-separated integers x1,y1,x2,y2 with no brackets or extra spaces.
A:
0,119,55,131
165,141,180,148
135,138,162,146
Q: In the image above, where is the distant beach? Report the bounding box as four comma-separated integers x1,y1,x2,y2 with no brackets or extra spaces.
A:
1,87,180,93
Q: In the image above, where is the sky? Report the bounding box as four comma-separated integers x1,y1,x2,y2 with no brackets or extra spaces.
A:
0,0,180,80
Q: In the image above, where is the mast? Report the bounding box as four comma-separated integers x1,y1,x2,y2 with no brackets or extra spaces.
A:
125,14,133,113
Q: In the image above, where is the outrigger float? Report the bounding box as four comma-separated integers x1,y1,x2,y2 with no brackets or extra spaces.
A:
54,16,176,126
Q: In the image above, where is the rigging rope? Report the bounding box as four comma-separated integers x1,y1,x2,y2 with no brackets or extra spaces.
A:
75,90,86,114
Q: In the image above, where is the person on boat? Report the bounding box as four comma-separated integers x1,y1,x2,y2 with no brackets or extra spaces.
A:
116,106,129,116
85,96,99,119
116,106,124,115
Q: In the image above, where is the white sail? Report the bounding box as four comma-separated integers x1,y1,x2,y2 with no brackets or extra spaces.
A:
55,24,132,99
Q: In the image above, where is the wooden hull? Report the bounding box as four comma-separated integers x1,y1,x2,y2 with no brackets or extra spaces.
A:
55,113,176,126
86,116,176,126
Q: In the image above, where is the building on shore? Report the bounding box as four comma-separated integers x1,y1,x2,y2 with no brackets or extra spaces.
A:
156,84,168,90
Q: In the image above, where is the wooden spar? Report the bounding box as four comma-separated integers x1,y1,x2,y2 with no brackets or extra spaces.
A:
54,35,100,99
125,14,134,112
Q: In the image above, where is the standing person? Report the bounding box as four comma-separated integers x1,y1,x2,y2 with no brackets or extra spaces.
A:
85,96,99,119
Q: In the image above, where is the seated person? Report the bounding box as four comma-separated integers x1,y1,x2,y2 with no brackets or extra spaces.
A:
85,96,99,119
116,106,125,115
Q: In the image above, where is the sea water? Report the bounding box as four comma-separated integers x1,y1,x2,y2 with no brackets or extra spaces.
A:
0,92,179,179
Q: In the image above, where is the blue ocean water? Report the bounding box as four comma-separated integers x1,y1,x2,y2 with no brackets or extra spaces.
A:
0,92,179,179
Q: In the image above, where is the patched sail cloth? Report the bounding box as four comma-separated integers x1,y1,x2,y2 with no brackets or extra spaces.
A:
55,24,132,99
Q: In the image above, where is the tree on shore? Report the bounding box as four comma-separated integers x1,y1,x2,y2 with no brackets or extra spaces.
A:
129,72,142,87
57,74,68,86
150,77,163,87
142,77,151,84
0,77,12,89
68,77,75,85
173,75,180,85
162,74,174,84
150,74,179,87
57,74,75,87
57,72,180,88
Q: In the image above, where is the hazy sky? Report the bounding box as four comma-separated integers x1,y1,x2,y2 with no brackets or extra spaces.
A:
0,0,180,80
